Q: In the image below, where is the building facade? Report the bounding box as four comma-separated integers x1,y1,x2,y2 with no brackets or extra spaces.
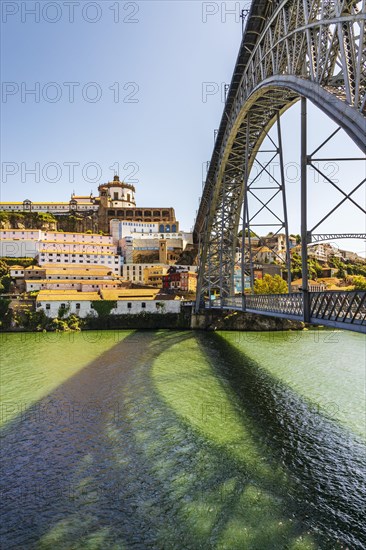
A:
1,229,121,274
36,288,181,318
162,267,198,293
121,263,196,284
0,175,179,236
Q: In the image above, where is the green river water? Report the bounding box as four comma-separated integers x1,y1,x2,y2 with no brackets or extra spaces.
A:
0,329,365,549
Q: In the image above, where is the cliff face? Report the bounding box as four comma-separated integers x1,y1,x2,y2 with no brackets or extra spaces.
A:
53,213,99,234
176,244,198,266
0,215,57,231
0,212,100,234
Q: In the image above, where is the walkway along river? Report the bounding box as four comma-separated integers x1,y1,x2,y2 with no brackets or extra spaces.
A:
0,329,365,549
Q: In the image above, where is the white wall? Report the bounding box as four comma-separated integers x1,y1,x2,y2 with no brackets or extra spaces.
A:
37,299,181,318
39,243,116,254
110,220,159,241
0,203,98,213
37,300,96,318
1,230,41,240
38,252,121,274
0,240,39,258
111,300,181,315
42,232,113,244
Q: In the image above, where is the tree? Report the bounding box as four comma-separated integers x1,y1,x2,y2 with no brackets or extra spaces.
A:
290,253,302,279
290,234,300,243
308,259,323,279
352,276,366,290
238,229,256,238
0,274,12,293
0,260,8,278
0,298,11,329
337,265,347,279
253,274,288,294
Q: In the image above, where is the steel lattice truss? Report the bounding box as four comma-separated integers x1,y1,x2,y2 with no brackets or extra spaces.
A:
195,0,366,308
310,232,366,242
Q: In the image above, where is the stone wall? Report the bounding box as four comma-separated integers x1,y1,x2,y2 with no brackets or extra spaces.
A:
191,309,305,331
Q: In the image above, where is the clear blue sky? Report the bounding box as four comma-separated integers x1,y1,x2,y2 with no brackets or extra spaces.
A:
1,1,365,255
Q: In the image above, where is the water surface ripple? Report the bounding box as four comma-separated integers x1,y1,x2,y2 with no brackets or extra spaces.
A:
0,330,364,549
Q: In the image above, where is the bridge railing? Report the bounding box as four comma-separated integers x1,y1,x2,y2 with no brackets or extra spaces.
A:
244,293,304,318
220,297,241,308
209,291,366,331
310,291,366,327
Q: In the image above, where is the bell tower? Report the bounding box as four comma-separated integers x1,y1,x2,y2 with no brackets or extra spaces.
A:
159,239,167,264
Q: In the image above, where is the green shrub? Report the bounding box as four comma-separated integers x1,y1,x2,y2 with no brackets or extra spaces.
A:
50,318,70,332
22,310,50,331
58,302,71,319
0,260,9,278
91,301,117,317
0,298,11,318
351,275,366,290
1,257,36,268
0,274,12,293
67,314,81,331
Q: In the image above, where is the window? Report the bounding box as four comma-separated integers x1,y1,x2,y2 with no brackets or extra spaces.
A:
114,192,118,200
76,303,80,310
141,302,146,309
46,304,50,310
127,302,132,309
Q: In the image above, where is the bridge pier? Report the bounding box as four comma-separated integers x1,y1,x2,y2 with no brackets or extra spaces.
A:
300,96,310,324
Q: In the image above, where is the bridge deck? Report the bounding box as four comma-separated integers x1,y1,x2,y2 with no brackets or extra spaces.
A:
207,291,366,334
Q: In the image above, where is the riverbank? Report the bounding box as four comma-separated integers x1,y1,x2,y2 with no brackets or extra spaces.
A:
0,306,306,332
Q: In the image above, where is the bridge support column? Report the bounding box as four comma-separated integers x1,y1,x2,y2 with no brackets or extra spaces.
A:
301,97,310,323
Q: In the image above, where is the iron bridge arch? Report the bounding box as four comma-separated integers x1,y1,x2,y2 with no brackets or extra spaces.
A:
195,0,366,314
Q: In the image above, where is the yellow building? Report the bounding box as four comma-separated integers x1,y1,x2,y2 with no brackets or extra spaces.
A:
143,266,168,288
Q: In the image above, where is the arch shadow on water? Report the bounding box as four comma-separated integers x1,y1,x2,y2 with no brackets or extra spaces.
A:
0,330,194,549
1,330,365,549
196,332,366,549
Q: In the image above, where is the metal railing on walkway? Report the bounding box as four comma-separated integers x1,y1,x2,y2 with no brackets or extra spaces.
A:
207,291,366,333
